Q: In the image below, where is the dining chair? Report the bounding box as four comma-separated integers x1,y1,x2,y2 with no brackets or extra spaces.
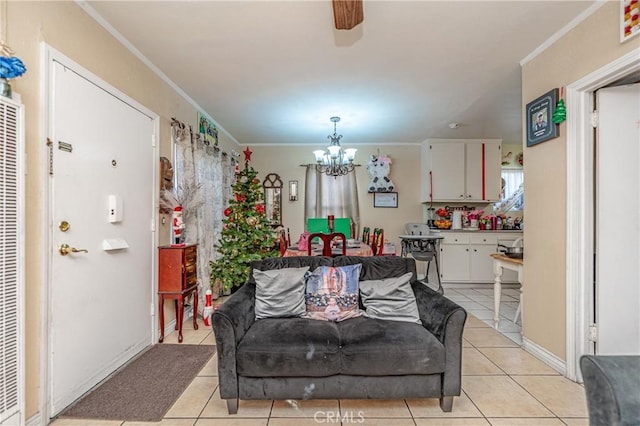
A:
362,227,370,244
370,228,384,256
278,231,288,257
308,232,347,257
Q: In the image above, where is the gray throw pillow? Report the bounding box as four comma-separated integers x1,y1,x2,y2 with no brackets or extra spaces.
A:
253,266,310,319
359,272,421,324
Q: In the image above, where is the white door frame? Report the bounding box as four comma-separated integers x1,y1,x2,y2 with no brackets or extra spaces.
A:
565,47,640,382
38,43,160,423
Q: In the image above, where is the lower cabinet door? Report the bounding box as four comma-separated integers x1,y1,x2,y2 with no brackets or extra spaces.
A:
440,244,470,282
470,244,498,282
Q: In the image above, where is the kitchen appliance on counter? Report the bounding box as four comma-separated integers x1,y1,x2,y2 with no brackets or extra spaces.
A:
426,207,436,229
451,211,462,230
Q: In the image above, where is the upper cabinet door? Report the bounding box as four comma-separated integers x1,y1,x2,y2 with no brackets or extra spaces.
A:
482,141,502,202
429,142,466,201
466,141,502,201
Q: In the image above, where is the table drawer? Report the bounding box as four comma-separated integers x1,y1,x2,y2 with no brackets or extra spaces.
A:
185,246,197,264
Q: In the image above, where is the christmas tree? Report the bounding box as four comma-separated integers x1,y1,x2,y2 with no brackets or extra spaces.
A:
210,147,278,294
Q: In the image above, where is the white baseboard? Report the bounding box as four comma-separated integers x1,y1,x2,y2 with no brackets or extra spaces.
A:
26,412,41,426
442,282,521,290
522,337,567,376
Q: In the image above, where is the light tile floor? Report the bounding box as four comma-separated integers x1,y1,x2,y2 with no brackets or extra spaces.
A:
52,289,588,426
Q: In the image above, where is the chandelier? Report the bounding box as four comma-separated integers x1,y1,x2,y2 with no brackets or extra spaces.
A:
313,116,357,177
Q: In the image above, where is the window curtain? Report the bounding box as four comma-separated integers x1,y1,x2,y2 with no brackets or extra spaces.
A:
304,166,360,237
173,128,233,304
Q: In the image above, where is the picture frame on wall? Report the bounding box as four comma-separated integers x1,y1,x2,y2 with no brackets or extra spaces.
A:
620,0,640,43
373,192,398,208
526,88,559,147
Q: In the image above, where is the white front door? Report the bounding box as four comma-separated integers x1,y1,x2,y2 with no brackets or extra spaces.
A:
48,61,157,415
595,83,640,354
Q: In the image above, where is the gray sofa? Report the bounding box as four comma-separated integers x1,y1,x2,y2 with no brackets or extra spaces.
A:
212,255,467,414
580,355,640,426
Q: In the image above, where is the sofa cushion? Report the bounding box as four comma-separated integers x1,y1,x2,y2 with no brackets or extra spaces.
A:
253,266,310,319
359,272,421,324
304,264,363,322
236,318,341,377
337,316,445,375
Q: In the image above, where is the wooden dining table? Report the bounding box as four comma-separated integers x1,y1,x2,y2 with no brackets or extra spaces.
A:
283,241,373,257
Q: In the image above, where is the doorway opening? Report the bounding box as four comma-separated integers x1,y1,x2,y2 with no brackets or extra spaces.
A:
565,47,640,382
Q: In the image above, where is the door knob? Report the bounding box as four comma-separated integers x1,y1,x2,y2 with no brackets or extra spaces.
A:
59,243,89,256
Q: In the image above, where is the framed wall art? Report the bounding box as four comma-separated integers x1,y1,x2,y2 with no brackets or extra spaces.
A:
526,88,559,147
373,192,398,208
621,0,640,43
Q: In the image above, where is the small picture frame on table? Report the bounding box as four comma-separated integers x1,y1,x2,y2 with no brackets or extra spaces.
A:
526,88,559,147
373,192,398,208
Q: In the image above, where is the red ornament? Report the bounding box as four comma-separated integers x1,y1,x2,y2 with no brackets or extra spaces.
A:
243,147,253,162
253,178,259,184
235,194,246,202
224,207,231,217
234,163,240,175
255,204,265,214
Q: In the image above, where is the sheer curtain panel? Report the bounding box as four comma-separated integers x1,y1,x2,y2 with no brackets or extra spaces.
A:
304,166,360,237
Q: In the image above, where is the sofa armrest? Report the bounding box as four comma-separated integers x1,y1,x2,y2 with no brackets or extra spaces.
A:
211,283,256,399
412,282,467,396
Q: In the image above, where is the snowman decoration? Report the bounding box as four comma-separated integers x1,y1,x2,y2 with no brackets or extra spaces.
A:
366,154,395,193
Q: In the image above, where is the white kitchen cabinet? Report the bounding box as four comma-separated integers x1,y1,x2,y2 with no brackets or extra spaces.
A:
440,234,470,282
421,139,502,203
439,232,523,283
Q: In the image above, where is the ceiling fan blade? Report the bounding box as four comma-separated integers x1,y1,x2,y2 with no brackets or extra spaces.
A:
332,0,363,30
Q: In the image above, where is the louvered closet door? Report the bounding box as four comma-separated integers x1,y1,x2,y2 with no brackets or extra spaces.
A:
0,97,25,424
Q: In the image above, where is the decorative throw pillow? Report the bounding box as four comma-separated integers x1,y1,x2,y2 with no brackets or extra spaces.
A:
359,272,421,324
253,266,310,320
304,264,363,322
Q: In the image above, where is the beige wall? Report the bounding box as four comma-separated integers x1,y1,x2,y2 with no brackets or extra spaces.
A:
249,144,424,246
521,1,638,359
7,1,239,418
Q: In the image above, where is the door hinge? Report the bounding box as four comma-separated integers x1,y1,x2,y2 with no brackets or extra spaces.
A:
150,302,155,316
151,133,157,147
46,138,54,176
588,324,598,342
151,217,156,232
591,110,598,128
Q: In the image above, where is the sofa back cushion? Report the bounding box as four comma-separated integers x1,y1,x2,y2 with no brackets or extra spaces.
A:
332,256,418,281
249,257,331,284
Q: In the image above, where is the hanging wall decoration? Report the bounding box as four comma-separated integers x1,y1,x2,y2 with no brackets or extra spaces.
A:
526,88,560,147
366,154,395,193
621,0,640,43
552,87,566,124
197,111,219,146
